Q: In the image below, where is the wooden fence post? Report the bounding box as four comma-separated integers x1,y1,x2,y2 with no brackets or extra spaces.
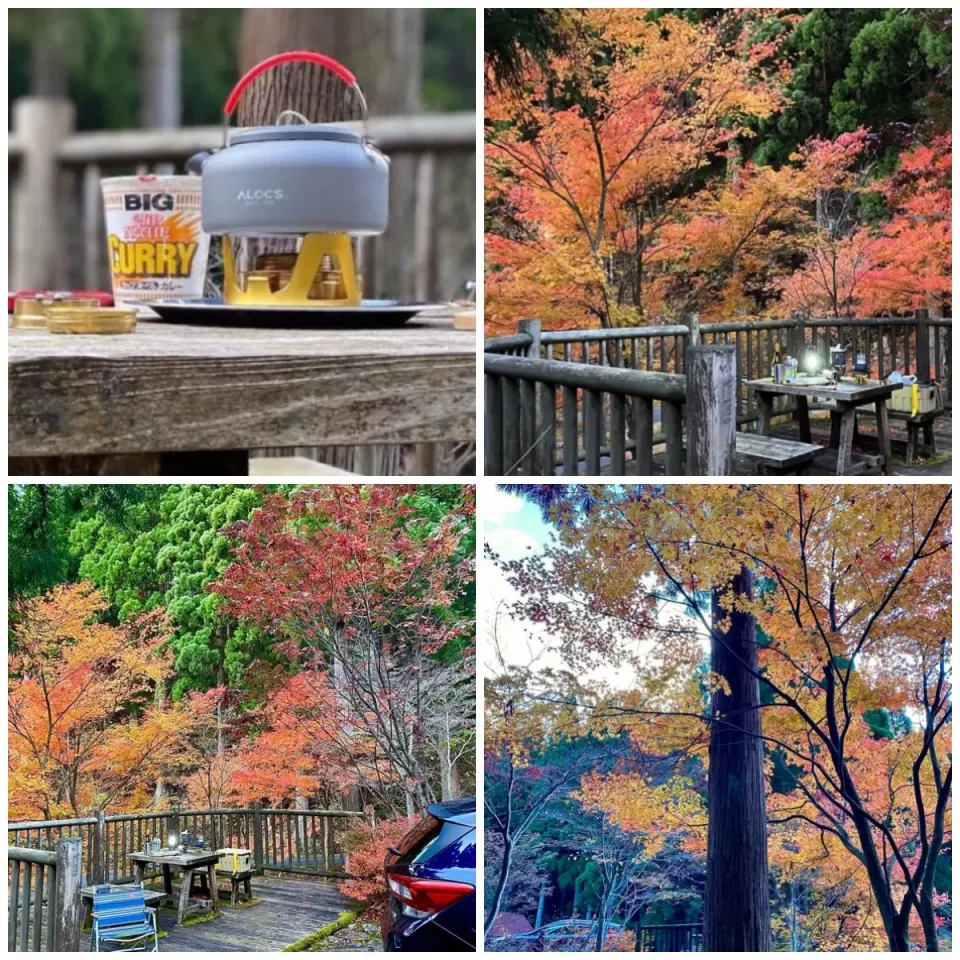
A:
517,318,542,359
90,809,106,886
685,312,701,346
790,310,805,360
11,97,76,290
686,345,737,476
252,803,264,873
54,836,82,951
517,319,543,472
915,308,931,383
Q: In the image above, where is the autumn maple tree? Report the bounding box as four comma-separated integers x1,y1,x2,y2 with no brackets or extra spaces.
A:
8,584,193,820
486,10,952,333
214,485,476,817
492,484,951,952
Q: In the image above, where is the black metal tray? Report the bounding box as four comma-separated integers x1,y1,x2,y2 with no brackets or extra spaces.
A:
147,298,435,328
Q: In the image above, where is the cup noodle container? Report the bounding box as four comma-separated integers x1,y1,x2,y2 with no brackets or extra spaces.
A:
101,175,210,303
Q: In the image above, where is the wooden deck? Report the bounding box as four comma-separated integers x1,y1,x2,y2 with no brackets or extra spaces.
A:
79,875,360,952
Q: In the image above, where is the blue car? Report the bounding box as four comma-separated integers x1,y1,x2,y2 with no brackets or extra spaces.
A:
382,796,476,951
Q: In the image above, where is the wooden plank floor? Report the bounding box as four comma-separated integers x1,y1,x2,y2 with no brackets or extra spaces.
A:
78,875,359,952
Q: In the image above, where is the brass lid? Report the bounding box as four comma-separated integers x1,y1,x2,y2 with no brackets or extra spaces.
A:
12,296,99,329
46,306,137,335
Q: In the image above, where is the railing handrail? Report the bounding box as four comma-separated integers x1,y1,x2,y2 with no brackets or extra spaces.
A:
485,333,535,352
9,816,97,830
9,806,365,831
540,323,690,344
484,354,687,403
485,313,952,352
8,845,57,866
46,111,475,166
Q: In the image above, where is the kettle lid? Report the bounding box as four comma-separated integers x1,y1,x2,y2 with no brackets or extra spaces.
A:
229,124,363,146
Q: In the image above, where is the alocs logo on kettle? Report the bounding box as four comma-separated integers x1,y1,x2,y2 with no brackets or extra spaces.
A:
237,188,285,203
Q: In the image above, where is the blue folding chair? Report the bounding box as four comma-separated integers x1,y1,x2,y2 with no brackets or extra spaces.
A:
91,886,159,952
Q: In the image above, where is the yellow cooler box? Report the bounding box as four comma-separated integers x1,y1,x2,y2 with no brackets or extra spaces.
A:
886,383,942,417
217,848,252,874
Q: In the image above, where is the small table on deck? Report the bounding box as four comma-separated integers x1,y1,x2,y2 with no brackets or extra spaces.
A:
128,851,221,926
8,310,475,476
746,378,898,475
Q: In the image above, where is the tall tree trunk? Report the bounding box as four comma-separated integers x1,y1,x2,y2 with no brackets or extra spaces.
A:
704,565,772,952
140,10,181,176
29,14,69,96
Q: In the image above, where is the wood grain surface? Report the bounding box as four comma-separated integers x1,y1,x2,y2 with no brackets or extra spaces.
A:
9,316,475,458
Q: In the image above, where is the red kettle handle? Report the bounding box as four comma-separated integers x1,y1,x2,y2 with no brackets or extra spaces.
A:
223,51,358,118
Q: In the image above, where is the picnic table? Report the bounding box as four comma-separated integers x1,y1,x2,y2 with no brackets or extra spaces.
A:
128,850,221,926
747,378,898,475
8,310,475,476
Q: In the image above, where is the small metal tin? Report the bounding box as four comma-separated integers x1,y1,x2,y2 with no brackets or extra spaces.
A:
12,296,99,329
46,305,137,335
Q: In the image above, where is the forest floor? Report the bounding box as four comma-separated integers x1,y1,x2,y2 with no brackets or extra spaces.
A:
78,875,365,952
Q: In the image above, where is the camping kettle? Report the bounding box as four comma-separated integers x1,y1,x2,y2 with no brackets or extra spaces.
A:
186,51,389,238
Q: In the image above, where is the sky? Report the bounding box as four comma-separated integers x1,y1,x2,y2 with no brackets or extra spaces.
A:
482,486,709,691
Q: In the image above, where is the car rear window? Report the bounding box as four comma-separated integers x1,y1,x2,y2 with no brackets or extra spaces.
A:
392,815,470,864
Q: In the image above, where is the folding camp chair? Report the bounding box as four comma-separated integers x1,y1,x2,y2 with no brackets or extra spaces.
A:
91,885,159,952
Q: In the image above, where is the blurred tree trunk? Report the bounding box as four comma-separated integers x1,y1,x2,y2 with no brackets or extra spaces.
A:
29,14,69,96
236,8,424,301
140,9,182,175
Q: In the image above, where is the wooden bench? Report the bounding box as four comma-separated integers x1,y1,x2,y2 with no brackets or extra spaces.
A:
216,870,253,907
885,408,942,465
735,434,821,475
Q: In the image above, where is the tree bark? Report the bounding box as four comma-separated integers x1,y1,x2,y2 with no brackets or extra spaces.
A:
140,10,181,129
29,14,69,97
704,565,772,952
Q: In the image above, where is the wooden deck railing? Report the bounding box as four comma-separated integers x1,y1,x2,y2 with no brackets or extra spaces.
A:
484,311,951,475
8,806,365,888
636,922,704,952
8,838,82,952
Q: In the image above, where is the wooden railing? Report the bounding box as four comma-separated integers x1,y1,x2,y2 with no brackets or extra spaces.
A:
636,923,704,952
8,838,82,952
485,319,736,476
8,805,365,888
484,311,951,475
9,96,476,304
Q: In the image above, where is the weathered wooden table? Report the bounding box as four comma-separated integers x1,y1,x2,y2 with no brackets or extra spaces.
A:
128,851,221,926
9,313,475,475
746,378,898,475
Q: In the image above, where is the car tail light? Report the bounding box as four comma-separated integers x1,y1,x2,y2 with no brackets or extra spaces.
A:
387,873,473,919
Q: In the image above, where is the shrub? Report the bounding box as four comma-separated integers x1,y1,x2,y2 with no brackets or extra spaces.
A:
338,815,419,904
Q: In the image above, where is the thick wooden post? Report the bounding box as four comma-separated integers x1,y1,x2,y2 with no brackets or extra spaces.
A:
517,318,542,359
915,308,931,383
91,809,106,886
685,312,701,346
686,345,736,476
54,837,83,951
252,803,264,873
11,97,75,290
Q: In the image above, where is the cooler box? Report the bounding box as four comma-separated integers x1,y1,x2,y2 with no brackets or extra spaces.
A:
886,383,942,416
217,848,252,874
